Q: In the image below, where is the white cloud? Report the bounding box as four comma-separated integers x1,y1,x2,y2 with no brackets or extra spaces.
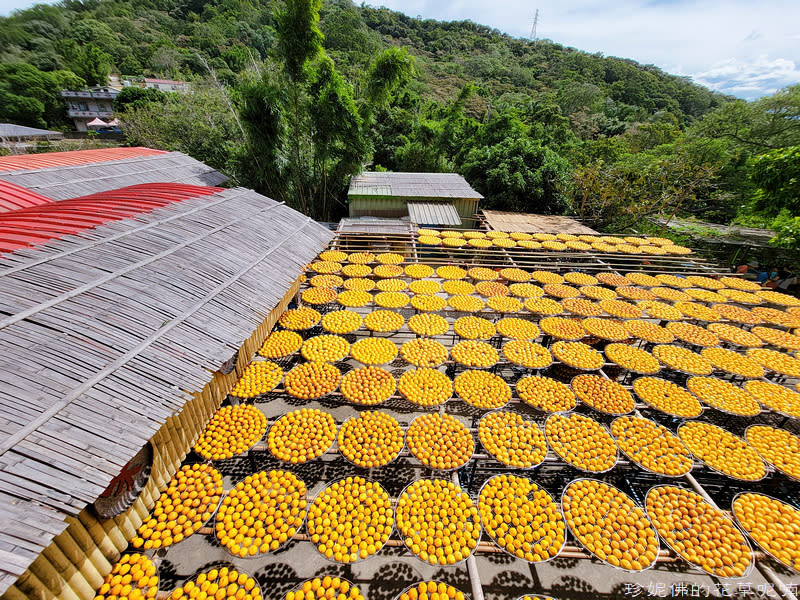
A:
693,56,800,98
370,0,800,99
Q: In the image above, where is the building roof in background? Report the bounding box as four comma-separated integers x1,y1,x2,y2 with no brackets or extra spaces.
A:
0,123,63,140
407,200,462,225
0,185,332,593
0,183,222,253
348,172,483,199
143,78,186,85
0,147,166,172
482,210,600,235
0,151,228,200
0,180,53,213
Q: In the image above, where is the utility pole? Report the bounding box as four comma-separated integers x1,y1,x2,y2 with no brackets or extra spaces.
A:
530,9,539,42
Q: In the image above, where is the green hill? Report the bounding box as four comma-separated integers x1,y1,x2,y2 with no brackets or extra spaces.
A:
346,4,729,120
1,0,728,128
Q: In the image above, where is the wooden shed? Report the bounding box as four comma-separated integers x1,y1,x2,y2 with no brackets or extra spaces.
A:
0,182,331,598
347,172,482,228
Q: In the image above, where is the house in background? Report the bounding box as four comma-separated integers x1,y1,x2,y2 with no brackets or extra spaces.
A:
347,171,483,228
60,86,119,131
143,78,190,92
60,78,190,131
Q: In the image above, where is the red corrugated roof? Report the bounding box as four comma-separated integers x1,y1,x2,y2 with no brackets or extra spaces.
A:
0,180,53,212
0,147,167,173
0,183,222,254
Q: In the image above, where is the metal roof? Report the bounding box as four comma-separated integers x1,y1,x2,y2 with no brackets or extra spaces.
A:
348,172,483,199
407,200,462,226
0,151,228,200
0,123,63,140
144,78,186,85
0,147,166,172
0,186,332,593
0,180,52,213
0,183,222,253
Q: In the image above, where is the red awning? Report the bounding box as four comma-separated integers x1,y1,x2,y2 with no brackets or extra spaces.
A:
0,147,167,172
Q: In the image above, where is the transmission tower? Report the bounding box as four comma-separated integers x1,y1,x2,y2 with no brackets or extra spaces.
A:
530,9,539,42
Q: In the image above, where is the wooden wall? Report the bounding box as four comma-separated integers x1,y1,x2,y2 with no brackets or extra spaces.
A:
1,278,301,600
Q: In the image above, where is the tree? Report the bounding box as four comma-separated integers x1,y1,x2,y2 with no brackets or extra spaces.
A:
0,93,46,128
571,148,721,231
237,72,287,201
149,46,183,77
750,145,800,217
275,0,323,83
768,212,800,253
79,44,111,85
120,85,244,174
114,86,169,111
236,0,388,221
694,85,800,151
364,47,415,108
309,55,365,220
0,63,84,128
462,136,571,215
70,18,117,50
273,0,324,213
320,0,381,66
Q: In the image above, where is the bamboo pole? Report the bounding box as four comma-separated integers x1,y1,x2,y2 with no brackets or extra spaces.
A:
42,541,96,599
9,569,59,600
76,512,118,559
52,528,105,590
1,586,30,600
28,553,84,600
63,516,113,575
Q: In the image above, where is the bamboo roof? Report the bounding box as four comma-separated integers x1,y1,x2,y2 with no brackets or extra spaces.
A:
0,151,228,201
0,187,331,592
482,210,600,235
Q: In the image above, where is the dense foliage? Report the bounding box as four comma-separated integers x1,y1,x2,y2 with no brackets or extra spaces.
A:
1,0,798,249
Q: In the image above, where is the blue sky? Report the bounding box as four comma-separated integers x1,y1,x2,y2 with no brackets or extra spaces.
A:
2,0,798,100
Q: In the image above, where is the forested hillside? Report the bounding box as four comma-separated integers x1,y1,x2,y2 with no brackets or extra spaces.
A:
1,0,799,249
